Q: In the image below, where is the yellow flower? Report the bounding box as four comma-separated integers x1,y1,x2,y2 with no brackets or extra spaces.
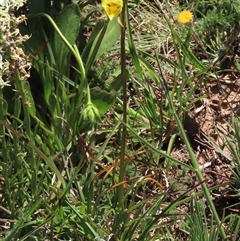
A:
101,0,123,21
177,10,193,24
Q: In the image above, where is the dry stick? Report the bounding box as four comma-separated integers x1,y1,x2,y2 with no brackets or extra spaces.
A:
118,0,127,207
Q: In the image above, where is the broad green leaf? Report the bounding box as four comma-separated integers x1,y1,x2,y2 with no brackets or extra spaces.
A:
91,87,116,115
81,20,105,63
106,73,122,92
53,3,81,69
83,18,121,65
106,71,129,92
95,17,121,59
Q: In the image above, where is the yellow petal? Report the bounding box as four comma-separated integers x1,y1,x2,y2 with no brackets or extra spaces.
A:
101,0,123,20
177,10,193,24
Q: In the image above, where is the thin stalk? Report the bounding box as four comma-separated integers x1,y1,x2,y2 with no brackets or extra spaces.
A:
117,114,194,170
165,133,177,170
4,198,42,241
0,120,65,185
172,107,227,240
118,0,127,207
156,50,226,238
156,13,227,238
37,13,86,81
12,90,24,196
0,87,7,159
15,71,37,193
0,88,12,216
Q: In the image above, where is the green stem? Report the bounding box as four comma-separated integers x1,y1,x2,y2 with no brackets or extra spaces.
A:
0,87,7,160
0,88,12,215
157,48,226,238
15,71,37,193
13,89,24,190
37,13,88,135
118,0,127,207
169,101,227,240
165,133,177,169
87,84,92,103
37,13,86,81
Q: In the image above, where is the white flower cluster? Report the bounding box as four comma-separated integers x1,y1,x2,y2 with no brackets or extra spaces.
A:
0,0,30,88
0,0,26,9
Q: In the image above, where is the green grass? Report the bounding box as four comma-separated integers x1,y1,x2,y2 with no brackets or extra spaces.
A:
1,0,240,240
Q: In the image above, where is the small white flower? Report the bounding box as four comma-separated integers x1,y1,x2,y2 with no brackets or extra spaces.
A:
0,0,30,85
0,0,8,8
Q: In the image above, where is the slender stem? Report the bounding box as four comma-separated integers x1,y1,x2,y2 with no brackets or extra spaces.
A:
0,88,12,214
15,71,37,193
169,101,227,240
0,119,65,185
13,90,24,189
87,84,91,103
37,13,86,81
118,0,127,207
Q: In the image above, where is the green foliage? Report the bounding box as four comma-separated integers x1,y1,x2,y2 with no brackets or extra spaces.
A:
1,0,240,240
195,1,240,61
224,118,240,192
179,198,219,240
53,3,81,70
